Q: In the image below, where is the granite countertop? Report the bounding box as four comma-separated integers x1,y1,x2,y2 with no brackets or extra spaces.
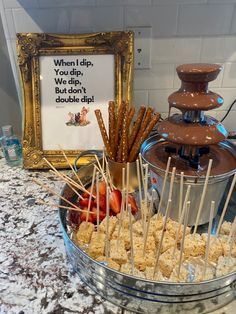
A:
0,158,235,314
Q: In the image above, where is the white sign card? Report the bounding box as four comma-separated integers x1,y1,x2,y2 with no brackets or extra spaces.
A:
40,54,115,150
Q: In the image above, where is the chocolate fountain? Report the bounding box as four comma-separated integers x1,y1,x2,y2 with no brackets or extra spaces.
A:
142,63,236,226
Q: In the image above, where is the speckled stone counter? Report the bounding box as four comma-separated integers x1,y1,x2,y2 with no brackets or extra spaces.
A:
0,158,235,314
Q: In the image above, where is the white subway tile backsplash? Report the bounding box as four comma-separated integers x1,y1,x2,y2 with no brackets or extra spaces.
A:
3,0,38,8
201,36,236,62
134,64,174,90
148,89,175,112
96,0,151,5
125,5,178,37
177,4,234,36
152,37,201,64
215,111,236,131
222,62,236,87
133,90,149,106
70,6,123,32
230,6,236,34
38,0,95,7
4,9,15,39
13,8,70,33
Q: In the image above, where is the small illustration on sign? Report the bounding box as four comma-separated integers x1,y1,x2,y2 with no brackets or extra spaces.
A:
66,107,90,126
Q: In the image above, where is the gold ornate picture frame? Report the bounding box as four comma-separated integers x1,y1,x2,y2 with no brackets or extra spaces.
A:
17,31,134,169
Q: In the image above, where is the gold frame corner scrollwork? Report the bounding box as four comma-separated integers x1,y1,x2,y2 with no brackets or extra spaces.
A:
17,31,134,169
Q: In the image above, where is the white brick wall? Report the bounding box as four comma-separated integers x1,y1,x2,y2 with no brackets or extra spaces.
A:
1,0,236,131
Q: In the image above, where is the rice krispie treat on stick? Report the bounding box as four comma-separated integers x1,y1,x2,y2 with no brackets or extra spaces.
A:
99,216,118,239
120,263,146,278
183,234,206,258
88,232,106,259
76,221,95,246
116,211,135,229
220,221,232,236
201,234,223,263
219,235,236,258
169,265,189,283
154,230,175,253
111,226,131,250
96,256,120,271
166,218,191,240
145,267,164,281
158,247,182,278
216,256,236,277
109,239,128,265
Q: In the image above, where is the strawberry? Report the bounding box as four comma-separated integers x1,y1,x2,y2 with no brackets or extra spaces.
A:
68,210,80,228
99,180,106,195
78,198,95,209
95,194,106,212
81,191,90,199
109,189,122,214
128,194,138,214
79,207,96,223
91,207,106,222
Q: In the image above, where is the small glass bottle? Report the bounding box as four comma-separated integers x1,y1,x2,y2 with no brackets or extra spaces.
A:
1,125,22,166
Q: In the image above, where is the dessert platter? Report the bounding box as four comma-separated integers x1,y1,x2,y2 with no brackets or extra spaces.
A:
36,64,236,313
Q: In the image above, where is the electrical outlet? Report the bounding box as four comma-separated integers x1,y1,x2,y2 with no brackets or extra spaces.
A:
129,27,152,69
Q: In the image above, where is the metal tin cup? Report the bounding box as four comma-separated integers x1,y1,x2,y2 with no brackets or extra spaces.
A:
108,159,138,192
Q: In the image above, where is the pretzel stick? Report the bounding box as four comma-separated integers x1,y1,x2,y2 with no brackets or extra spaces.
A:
114,100,126,152
117,103,129,162
95,109,114,160
128,106,146,150
128,112,160,162
127,107,135,129
108,101,116,157
141,107,154,130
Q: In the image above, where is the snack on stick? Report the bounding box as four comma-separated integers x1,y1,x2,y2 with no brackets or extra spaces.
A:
220,221,232,235
128,112,160,162
128,106,146,149
201,234,223,263
76,221,95,246
110,239,128,265
96,256,121,271
95,109,114,160
99,216,118,240
88,232,106,259
108,101,116,157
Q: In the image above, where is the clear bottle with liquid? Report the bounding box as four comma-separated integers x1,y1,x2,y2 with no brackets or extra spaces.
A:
1,125,22,166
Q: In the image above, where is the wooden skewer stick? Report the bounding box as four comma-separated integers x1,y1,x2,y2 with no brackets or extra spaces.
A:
126,162,130,212
229,220,236,257
86,166,96,224
122,167,126,191
193,159,213,234
48,170,84,201
96,172,100,233
168,167,176,202
128,204,134,275
203,201,215,278
33,178,78,210
94,155,109,186
36,199,93,214
153,199,172,276
43,157,92,198
172,185,191,257
177,201,190,278
136,159,144,228
157,157,171,217
59,145,85,188
216,173,236,237
117,188,125,248
105,186,110,261
179,172,184,221
143,189,155,257
104,155,115,190
143,163,149,232
227,216,236,244
139,153,145,190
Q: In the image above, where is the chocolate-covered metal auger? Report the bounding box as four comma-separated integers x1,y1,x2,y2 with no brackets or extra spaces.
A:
158,63,227,169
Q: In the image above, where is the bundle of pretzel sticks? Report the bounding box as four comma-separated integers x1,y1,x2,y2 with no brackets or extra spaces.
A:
95,101,160,163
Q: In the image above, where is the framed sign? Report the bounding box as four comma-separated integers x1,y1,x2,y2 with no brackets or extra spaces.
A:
17,32,133,169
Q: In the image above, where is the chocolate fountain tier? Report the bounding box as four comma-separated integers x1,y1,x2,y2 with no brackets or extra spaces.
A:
168,91,223,111
157,114,228,146
176,63,222,83
143,139,236,177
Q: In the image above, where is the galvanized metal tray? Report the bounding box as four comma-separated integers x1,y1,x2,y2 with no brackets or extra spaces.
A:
59,158,236,314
